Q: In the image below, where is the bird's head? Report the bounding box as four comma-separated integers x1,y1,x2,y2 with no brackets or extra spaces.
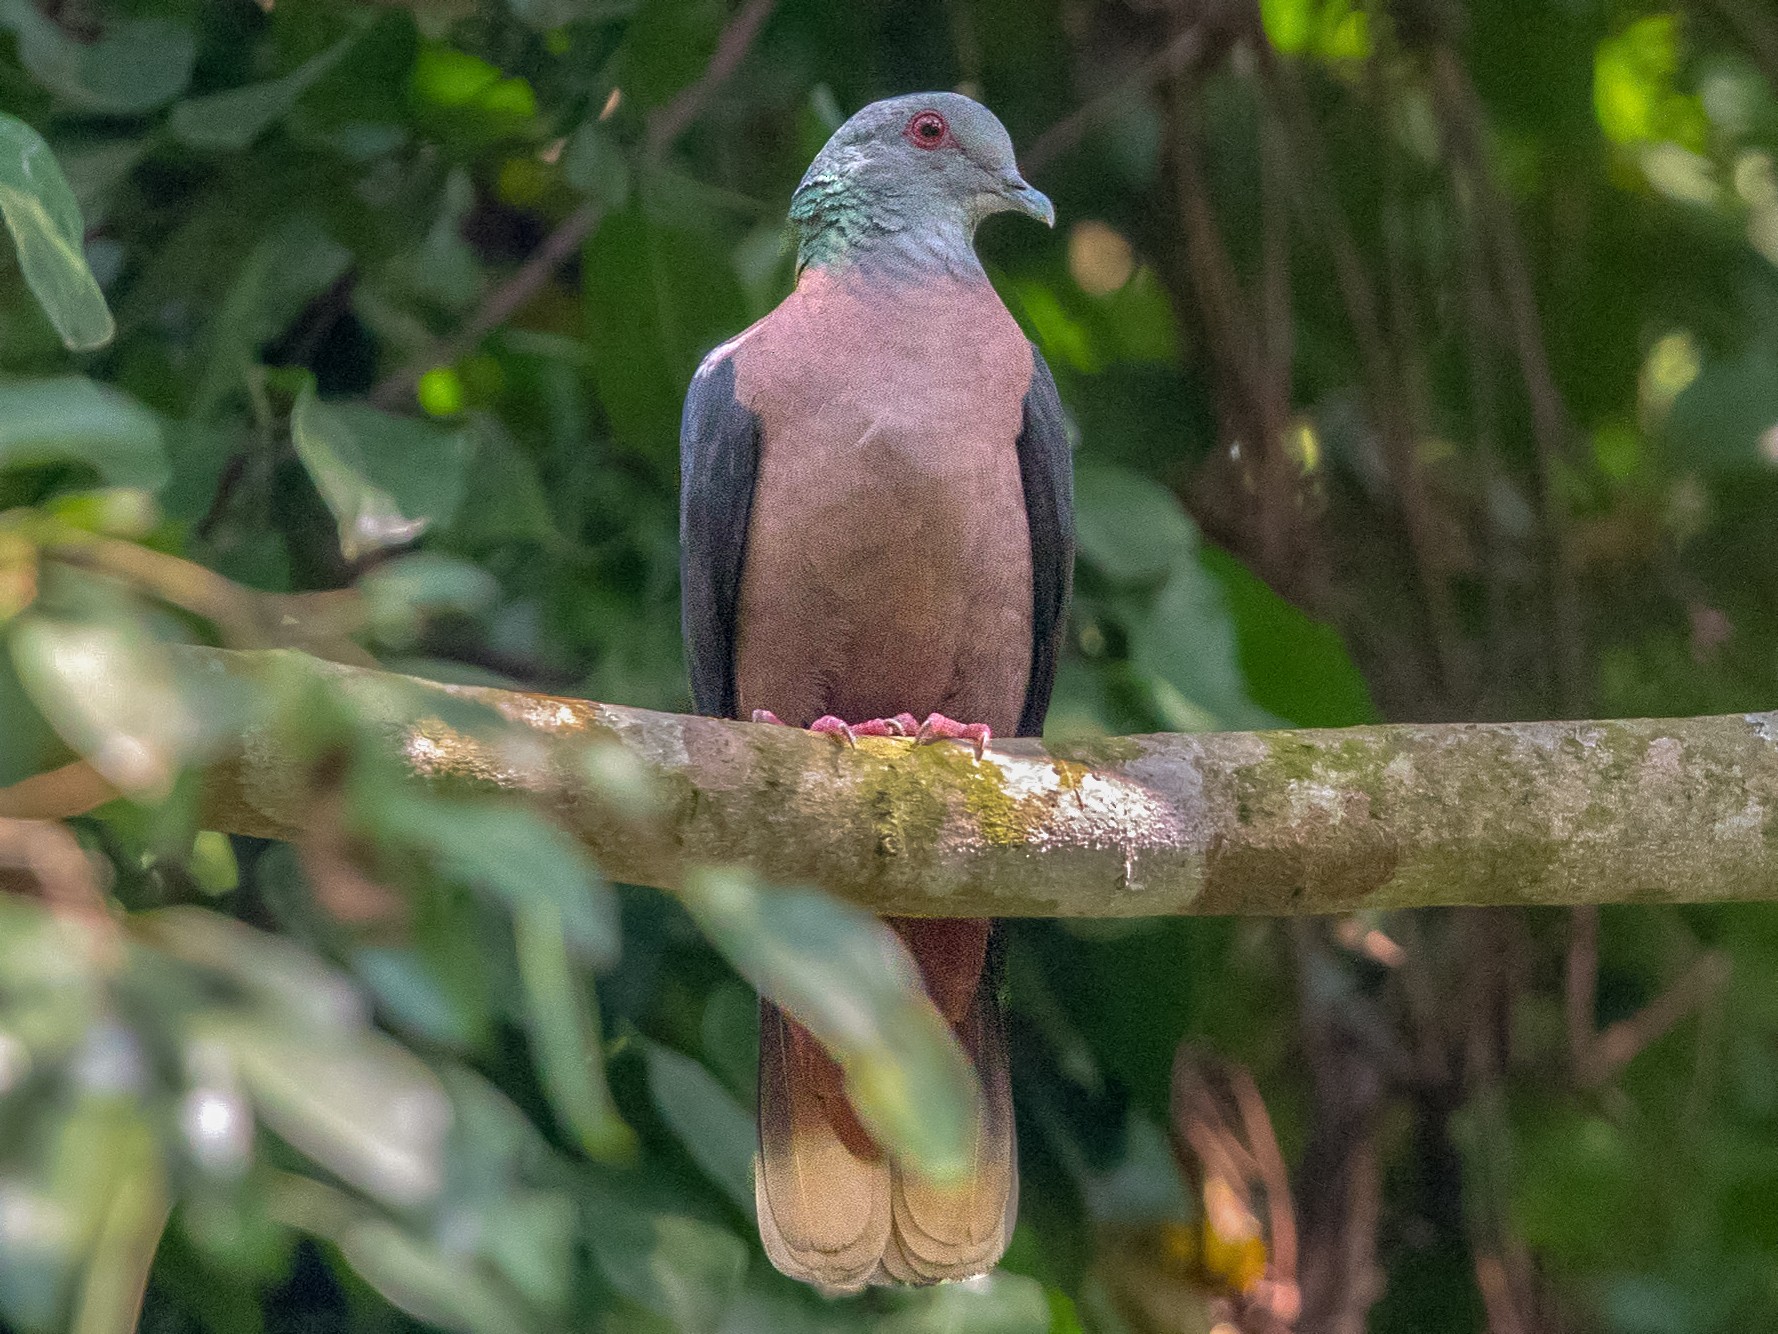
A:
790,92,1053,273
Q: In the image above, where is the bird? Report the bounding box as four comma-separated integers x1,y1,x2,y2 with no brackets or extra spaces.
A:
678,91,1073,1290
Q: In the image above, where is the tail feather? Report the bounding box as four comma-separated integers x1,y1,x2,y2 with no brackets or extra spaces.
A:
881,972,1017,1283
753,919,1016,1290
755,1000,892,1291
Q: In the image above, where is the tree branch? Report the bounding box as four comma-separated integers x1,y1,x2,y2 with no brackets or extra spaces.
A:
171,647,1778,918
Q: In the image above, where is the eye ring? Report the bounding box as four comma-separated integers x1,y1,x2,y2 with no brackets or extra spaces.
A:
904,110,950,150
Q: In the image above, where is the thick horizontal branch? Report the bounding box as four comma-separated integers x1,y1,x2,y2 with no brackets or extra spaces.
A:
187,648,1778,917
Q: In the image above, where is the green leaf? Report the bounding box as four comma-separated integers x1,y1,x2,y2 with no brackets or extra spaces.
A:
0,115,115,351
1201,545,1375,726
1130,563,1279,732
0,643,74,786
343,1220,535,1334
615,0,723,111
358,552,499,649
8,607,194,797
134,906,368,1033
0,0,194,115
678,869,980,1182
1079,466,1277,730
269,1176,537,1334
642,1039,755,1217
876,1271,1054,1334
192,219,351,419
475,1189,577,1311
0,378,166,489
1073,465,1196,582
68,1131,167,1334
291,382,475,561
563,121,631,210
194,1012,451,1210
583,1195,747,1334
169,35,358,152
361,790,618,965
513,901,636,1161
582,202,747,462
448,417,561,547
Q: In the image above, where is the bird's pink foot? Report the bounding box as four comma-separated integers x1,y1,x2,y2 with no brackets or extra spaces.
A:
752,709,928,747
807,714,857,744
807,712,924,745
854,712,921,738
750,708,982,754
913,713,992,759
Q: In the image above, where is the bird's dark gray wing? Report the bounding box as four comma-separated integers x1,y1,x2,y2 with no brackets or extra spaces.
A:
1015,343,1074,739
679,349,760,719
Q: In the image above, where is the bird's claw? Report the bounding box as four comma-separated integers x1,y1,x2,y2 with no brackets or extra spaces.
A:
807,715,858,745
913,713,992,759
750,708,988,757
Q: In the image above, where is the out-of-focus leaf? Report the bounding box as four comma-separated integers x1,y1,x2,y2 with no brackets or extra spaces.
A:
1073,466,1196,582
359,551,498,648
513,901,636,1161
192,219,351,419
269,1174,535,1334
169,35,358,152
876,1271,1054,1334
8,608,194,797
0,0,194,115
1201,545,1375,726
408,44,538,142
340,1218,536,1334
449,418,561,547
505,0,637,29
68,1129,167,1334
186,831,240,895
0,1097,159,1332
678,868,979,1182
0,379,166,489
582,203,747,462
476,1188,576,1310
615,0,722,109
563,121,631,210
291,382,475,561
195,1013,451,1209
0,644,72,786
1130,557,1277,733
642,1039,755,1217
353,940,488,1049
134,907,368,1032
361,790,618,964
0,115,115,351
583,1194,747,1334
1666,337,1778,470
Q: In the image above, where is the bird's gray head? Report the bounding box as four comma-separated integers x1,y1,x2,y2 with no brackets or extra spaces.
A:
789,92,1054,276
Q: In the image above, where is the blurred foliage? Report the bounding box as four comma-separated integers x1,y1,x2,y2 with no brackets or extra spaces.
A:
5,0,1778,1330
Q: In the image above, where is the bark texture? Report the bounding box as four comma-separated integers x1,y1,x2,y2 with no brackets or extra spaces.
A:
188,647,1778,917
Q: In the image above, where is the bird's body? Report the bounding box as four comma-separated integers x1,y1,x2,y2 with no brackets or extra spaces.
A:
679,92,1072,1290
726,262,1035,734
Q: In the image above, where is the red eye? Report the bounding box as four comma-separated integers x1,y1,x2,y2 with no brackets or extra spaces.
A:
904,110,950,150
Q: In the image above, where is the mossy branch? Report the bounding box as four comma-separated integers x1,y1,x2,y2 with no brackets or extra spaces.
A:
178,647,1778,917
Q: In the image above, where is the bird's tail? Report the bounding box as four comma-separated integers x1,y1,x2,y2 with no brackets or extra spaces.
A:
754,916,1017,1291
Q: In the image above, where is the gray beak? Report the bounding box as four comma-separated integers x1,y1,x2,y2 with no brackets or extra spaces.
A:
1002,174,1055,227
